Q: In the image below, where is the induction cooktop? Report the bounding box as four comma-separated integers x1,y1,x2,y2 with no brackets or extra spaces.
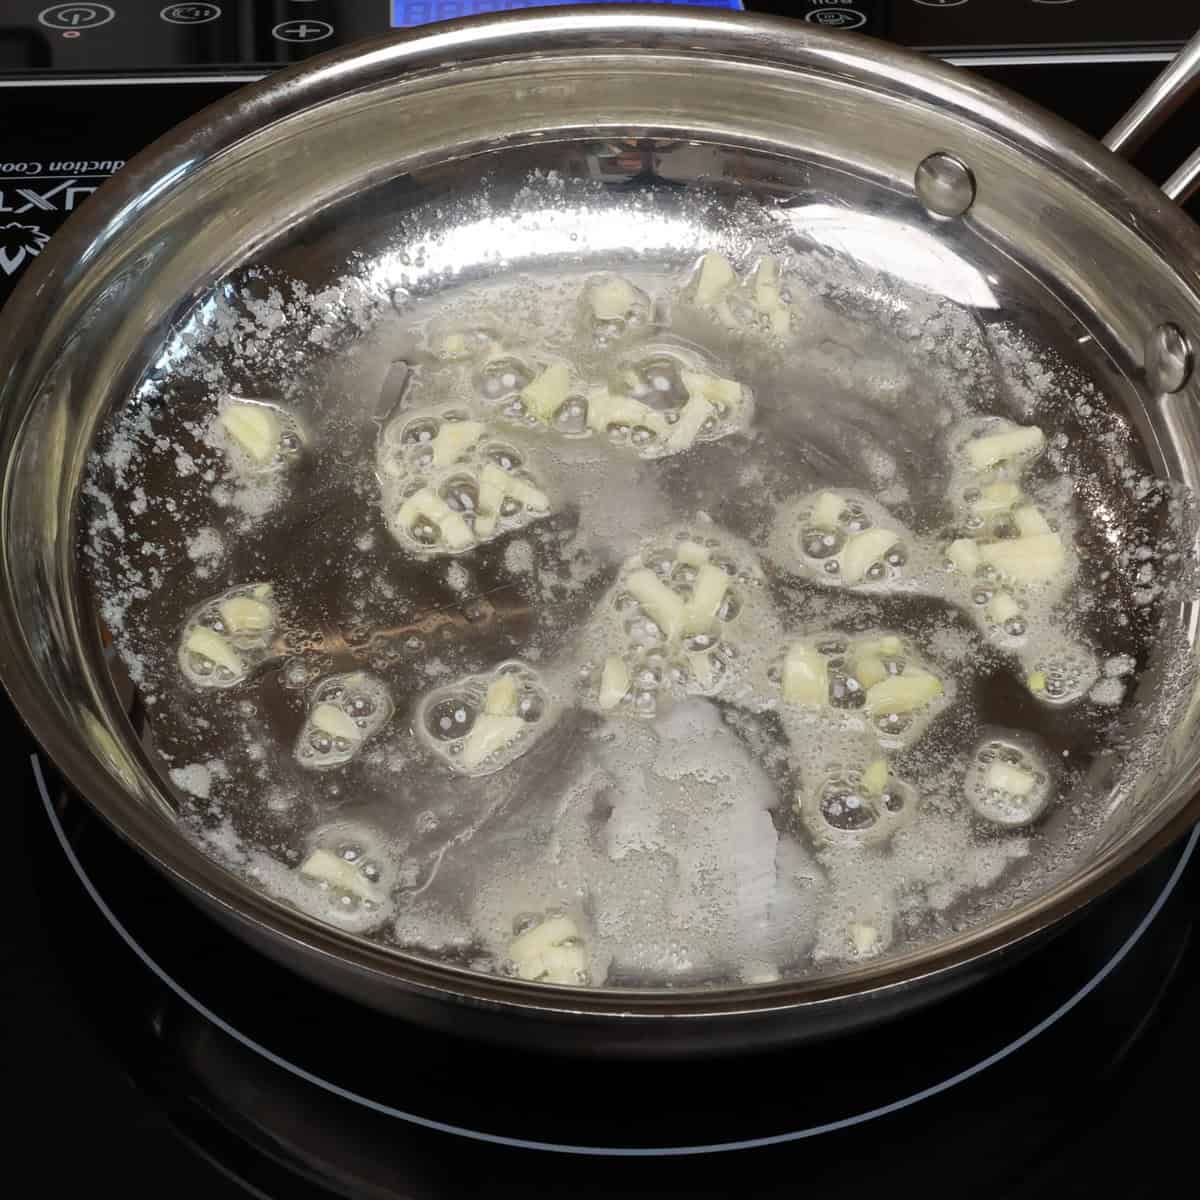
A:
5,4,1200,1197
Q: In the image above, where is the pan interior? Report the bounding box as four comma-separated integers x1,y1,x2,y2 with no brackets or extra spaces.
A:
78,127,1199,993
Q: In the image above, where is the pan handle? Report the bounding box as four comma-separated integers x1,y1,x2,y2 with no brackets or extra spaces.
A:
1104,27,1200,202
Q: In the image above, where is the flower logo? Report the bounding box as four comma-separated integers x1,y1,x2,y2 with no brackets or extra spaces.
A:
0,222,51,277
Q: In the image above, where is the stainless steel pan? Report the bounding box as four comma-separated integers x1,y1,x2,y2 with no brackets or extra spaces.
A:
5,9,1200,1056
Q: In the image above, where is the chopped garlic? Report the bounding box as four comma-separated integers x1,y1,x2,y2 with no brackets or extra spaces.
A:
502,472,549,511
475,470,504,537
853,653,888,689
219,402,281,464
396,487,474,551
849,923,880,956
811,492,845,529
753,256,790,335
964,424,1045,471
300,848,376,902
680,369,743,413
840,527,900,584
626,568,685,641
665,396,715,452
675,540,710,567
184,626,244,677
782,643,828,705
484,673,519,717
979,533,1064,583
987,591,1022,626
972,481,1022,513
986,761,1037,797
509,914,587,985
521,363,572,423
598,656,630,709
693,251,737,306
461,713,525,769
682,563,729,634
311,703,364,743
947,538,982,575
588,276,643,322
474,464,550,539
862,759,890,795
865,669,943,715
219,591,274,635
1012,504,1052,536
586,387,668,438
431,419,485,467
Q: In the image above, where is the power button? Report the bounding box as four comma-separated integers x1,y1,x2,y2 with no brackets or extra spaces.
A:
38,4,116,29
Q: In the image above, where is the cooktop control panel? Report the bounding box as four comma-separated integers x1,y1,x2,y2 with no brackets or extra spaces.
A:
0,1,1192,78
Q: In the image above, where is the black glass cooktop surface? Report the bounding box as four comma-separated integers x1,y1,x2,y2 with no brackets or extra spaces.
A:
11,734,1200,1197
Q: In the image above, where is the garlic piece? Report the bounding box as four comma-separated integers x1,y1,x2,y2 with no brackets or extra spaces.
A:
693,251,737,306
782,643,828,706
461,714,526,770
972,481,1022,513
508,914,587,984
586,387,668,438
848,923,881,957
1012,504,1053,536
219,587,274,635
840,527,901,584
396,487,474,551
947,537,982,574
431,419,486,468
865,669,943,715
664,395,714,452
862,759,890,795
521,363,572,424
300,848,377,902
598,655,630,710
675,540,710,567
853,653,888,689
811,492,845,529
626,568,685,641
484,673,520,717
311,703,364,743
985,761,1037,797
474,463,549,540
753,256,790,334
680,369,743,414
979,533,1065,584
964,424,1045,471
219,402,280,464
588,275,644,323
987,591,1022,626
682,563,729,635
184,626,244,678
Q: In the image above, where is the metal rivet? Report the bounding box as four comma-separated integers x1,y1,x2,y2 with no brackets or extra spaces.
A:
915,152,976,219
1146,323,1194,394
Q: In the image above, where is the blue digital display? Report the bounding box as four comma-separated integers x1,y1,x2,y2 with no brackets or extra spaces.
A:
392,0,745,29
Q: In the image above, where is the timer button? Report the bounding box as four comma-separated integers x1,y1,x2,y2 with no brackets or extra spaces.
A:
160,3,222,23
